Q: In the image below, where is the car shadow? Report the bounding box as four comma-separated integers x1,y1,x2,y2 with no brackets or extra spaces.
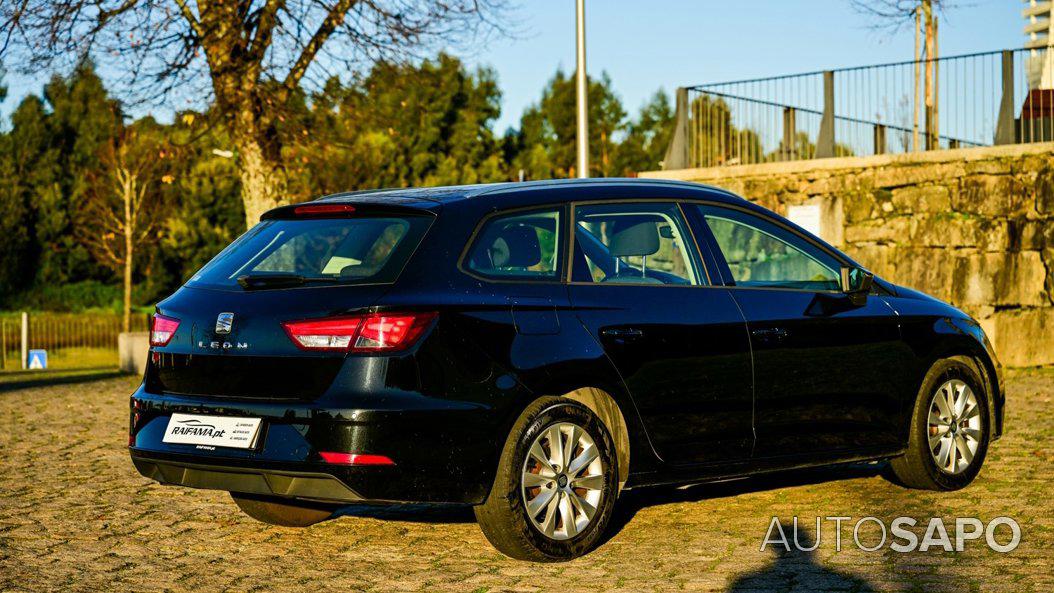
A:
332,502,476,524
724,521,878,593
600,462,885,546
328,463,884,529
0,367,128,393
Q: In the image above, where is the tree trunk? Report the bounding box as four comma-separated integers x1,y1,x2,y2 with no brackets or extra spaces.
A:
237,135,287,228
123,233,132,333
123,183,133,334
230,101,288,229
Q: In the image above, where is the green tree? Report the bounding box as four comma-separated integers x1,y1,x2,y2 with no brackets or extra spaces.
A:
2,0,508,228
615,90,674,175
511,70,627,179
688,94,764,166
0,75,35,300
34,61,122,288
0,61,129,310
156,112,244,293
287,54,506,193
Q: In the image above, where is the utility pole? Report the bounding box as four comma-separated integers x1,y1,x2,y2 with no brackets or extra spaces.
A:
575,0,589,178
913,5,920,152
922,0,936,150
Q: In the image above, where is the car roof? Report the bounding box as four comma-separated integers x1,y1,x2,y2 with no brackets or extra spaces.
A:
311,178,748,209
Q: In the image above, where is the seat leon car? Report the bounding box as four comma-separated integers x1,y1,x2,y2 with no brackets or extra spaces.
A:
130,178,1003,561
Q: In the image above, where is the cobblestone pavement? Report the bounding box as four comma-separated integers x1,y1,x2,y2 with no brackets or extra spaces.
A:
1,370,1052,593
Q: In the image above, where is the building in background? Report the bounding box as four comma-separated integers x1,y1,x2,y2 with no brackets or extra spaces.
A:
1023,0,1054,88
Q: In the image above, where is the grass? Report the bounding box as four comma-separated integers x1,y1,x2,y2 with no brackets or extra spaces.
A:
0,347,129,392
0,347,117,371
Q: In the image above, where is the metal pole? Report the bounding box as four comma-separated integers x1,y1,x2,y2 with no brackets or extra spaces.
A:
575,0,589,178
913,6,920,152
933,18,939,147
21,311,28,370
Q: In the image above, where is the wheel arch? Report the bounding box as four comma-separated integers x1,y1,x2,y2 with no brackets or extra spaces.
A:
559,387,631,492
947,352,1003,440
923,330,1004,440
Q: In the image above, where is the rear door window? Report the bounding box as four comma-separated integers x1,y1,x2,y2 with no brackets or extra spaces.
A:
573,203,703,286
188,214,431,289
464,208,563,280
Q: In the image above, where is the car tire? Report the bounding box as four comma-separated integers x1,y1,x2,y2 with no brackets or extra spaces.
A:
888,357,991,491
230,492,336,527
474,397,619,562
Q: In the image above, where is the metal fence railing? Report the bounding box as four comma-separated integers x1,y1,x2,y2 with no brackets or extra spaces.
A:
0,312,150,371
664,46,1054,169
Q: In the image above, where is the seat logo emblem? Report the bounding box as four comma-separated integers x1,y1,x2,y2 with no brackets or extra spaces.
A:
215,312,234,335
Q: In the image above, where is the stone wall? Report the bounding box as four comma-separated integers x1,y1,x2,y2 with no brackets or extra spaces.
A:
642,143,1054,367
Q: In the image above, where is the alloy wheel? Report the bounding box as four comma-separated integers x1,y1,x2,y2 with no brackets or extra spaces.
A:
927,379,983,475
521,422,605,540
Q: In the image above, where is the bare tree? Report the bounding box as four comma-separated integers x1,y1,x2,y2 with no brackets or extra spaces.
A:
80,128,167,331
1,1,508,227
850,0,955,150
847,0,960,33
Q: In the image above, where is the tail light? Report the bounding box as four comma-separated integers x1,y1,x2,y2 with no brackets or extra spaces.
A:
319,452,395,466
282,312,436,352
150,314,180,346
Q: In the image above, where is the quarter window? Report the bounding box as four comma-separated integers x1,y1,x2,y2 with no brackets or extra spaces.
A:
696,205,840,291
465,209,562,280
573,203,701,285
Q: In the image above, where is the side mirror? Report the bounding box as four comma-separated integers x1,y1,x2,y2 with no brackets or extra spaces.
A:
840,266,874,306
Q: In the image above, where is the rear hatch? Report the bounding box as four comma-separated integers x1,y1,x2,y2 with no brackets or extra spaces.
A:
146,203,434,400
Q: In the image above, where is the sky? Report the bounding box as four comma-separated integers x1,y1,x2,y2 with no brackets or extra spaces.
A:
0,0,1025,132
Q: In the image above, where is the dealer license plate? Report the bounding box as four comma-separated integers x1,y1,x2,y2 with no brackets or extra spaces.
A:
162,413,262,449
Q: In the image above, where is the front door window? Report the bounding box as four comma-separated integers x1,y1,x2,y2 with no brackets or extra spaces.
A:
696,205,839,291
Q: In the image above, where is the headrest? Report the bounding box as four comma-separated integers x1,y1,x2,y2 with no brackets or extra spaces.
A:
488,223,541,268
608,218,660,257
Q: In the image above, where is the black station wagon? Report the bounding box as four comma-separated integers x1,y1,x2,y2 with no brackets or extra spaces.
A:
130,178,1003,561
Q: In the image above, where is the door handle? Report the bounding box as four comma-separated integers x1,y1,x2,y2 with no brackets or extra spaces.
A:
601,327,644,341
751,327,790,341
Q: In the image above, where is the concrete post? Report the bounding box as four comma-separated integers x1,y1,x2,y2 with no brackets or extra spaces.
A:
995,50,1016,145
816,71,835,158
662,87,690,170
782,107,797,160
119,332,151,376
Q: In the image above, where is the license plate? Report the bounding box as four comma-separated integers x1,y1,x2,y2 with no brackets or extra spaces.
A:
162,413,262,449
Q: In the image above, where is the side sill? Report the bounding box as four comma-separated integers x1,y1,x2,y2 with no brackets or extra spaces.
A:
626,449,905,490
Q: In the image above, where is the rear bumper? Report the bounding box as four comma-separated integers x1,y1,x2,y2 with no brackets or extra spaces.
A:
131,453,363,502
129,383,508,505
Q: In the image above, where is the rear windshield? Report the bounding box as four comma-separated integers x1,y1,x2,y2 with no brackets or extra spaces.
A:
187,214,432,289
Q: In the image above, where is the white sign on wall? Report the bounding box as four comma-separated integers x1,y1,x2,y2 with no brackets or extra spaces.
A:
786,204,823,238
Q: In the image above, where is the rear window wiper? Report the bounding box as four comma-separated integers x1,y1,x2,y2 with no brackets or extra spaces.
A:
236,273,340,290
